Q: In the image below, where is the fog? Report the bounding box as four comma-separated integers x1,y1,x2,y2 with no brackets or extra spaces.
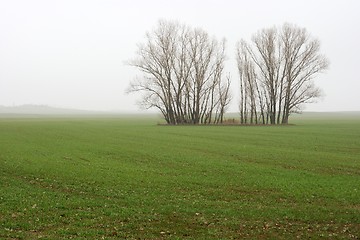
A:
1,0,359,112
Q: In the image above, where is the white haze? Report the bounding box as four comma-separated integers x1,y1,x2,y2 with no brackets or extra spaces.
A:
1,0,359,112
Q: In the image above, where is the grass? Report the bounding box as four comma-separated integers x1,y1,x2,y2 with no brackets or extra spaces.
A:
0,113,359,239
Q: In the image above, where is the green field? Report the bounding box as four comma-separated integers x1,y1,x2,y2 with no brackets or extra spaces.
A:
1,113,360,239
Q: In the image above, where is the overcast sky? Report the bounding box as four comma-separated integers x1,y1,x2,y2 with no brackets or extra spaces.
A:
1,0,359,112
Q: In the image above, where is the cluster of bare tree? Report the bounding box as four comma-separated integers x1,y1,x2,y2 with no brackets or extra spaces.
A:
129,21,328,125
237,23,329,124
128,20,231,124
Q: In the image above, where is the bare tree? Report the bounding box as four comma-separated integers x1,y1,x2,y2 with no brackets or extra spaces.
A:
236,23,328,124
128,20,231,124
280,23,328,123
237,40,263,124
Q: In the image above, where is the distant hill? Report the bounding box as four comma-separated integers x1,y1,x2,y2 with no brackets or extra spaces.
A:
0,105,101,115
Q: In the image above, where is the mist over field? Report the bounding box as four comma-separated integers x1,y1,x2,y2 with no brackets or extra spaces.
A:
1,0,360,113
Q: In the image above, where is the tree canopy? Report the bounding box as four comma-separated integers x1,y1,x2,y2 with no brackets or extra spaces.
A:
237,23,329,124
128,20,231,124
129,21,328,125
